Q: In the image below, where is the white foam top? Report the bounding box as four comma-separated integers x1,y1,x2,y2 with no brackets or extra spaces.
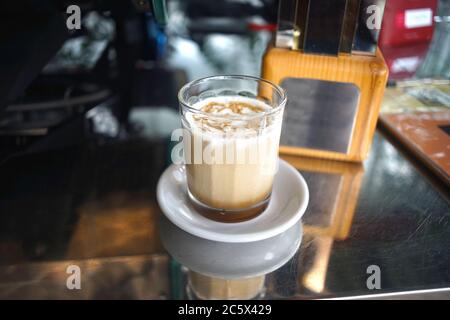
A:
185,96,280,139
192,96,272,115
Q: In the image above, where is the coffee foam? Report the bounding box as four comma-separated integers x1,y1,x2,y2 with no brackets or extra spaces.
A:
186,96,278,138
198,96,270,115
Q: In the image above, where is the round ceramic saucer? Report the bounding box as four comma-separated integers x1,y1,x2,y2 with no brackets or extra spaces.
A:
160,215,303,279
156,159,309,243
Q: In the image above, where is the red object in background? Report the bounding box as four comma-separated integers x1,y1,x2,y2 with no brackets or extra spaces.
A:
247,22,277,32
379,0,438,47
382,43,430,80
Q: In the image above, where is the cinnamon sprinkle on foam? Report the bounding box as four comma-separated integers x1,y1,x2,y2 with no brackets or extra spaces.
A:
188,96,277,135
201,101,266,114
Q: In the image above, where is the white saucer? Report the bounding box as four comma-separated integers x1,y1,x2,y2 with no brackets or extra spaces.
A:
156,159,309,243
160,216,303,279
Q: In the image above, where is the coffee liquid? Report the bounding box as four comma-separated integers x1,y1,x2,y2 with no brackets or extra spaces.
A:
183,96,283,222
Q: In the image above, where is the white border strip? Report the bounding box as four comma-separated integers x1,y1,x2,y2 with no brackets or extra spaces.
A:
322,287,450,300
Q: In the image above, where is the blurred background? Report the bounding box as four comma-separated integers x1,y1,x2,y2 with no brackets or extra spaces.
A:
0,0,280,159
1,0,447,160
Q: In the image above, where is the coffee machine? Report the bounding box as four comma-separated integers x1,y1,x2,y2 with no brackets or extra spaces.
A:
0,0,167,158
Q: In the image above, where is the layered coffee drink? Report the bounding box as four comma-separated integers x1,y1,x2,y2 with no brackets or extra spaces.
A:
178,76,286,222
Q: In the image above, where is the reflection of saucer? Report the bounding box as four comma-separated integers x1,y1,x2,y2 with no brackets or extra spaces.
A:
160,215,303,279
156,159,309,243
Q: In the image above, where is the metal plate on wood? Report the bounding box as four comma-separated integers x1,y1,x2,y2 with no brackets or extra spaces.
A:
280,78,361,154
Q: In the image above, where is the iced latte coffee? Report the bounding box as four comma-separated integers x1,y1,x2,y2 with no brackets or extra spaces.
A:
178,76,286,222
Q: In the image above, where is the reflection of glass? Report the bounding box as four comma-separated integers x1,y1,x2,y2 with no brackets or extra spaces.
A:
159,216,302,300
188,272,266,300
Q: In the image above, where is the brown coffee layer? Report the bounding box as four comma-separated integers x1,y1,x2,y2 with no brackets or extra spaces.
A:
187,183,271,223
187,179,272,210
190,197,269,223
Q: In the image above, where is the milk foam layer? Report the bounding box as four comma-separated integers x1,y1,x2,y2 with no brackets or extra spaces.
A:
187,96,277,137
195,96,271,115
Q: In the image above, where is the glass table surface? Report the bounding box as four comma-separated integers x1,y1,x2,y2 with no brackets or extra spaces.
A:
0,131,449,299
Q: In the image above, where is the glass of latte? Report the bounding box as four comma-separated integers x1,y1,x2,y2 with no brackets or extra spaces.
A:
178,75,286,222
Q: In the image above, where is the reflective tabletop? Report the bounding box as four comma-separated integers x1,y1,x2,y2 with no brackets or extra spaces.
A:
0,131,449,299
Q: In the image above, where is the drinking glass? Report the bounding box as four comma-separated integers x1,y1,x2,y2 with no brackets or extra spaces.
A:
178,75,286,222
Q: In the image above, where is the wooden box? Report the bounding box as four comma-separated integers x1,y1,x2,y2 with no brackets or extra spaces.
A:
263,47,388,162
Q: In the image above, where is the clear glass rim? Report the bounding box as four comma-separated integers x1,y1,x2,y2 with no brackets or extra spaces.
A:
178,75,287,120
